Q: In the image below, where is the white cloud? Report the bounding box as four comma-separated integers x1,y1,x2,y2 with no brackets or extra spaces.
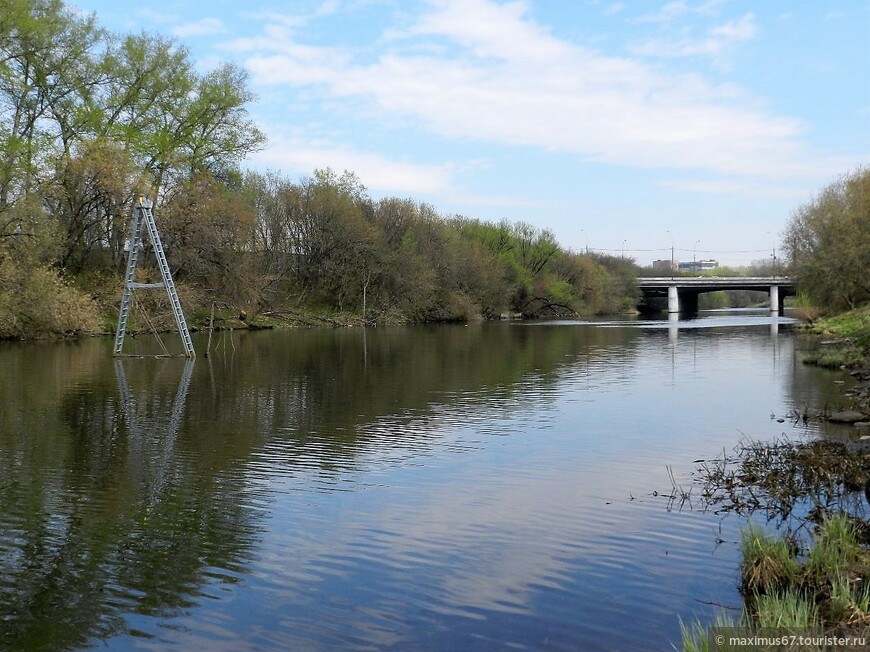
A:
711,12,757,42
134,8,180,25
172,17,226,38
238,0,845,184
630,12,757,58
315,0,344,17
661,177,810,200
636,0,727,25
251,137,454,195
603,2,625,17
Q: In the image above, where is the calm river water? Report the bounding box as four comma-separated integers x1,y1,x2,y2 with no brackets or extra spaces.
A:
0,311,855,651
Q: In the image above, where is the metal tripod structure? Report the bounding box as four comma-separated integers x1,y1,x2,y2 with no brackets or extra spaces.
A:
113,198,195,357
115,358,195,509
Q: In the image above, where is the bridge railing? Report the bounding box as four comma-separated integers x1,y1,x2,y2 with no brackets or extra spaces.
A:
636,277,795,314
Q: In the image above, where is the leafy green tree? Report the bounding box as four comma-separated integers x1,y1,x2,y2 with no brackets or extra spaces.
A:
0,0,105,207
91,34,265,198
161,172,257,306
783,167,870,310
47,139,143,271
550,252,611,314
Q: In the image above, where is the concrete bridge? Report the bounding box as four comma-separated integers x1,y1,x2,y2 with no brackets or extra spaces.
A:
637,277,796,314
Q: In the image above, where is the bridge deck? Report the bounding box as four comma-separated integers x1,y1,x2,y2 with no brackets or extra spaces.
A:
638,276,794,293
637,277,796,313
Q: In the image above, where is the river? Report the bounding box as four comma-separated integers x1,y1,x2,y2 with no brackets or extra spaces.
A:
0,311,855,650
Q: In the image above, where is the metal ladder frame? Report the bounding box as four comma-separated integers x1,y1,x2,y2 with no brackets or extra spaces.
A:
115,358,195,509
113,198,195,357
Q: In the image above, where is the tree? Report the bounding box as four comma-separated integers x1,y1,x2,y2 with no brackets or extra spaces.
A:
93,35,265,199
513,221,558,276
0,1,266,273
550,252,610,314
48,139,143,271
243,170,299,303
783,167,870,310
160,173,257,302
262,169,381,311
0,0,105,208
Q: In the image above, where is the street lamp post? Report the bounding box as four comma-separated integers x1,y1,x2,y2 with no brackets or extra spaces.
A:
772,245,778,278
666,230,674,278
693,239,700,272
622,239,627,259
581,229,588,254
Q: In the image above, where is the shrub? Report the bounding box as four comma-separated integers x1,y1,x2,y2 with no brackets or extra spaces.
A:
0,259,98,338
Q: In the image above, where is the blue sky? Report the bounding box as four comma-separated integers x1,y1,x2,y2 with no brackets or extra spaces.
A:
69,0,869,266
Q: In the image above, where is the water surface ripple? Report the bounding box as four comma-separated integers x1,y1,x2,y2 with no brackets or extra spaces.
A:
0,313,852,650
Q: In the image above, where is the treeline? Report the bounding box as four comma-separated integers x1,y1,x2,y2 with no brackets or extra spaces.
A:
782,166,870,312
0,0,263,337
160,168,638,324
0,1,637,338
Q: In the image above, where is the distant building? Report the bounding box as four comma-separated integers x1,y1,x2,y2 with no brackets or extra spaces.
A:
678,259,718,272
652,259,676,271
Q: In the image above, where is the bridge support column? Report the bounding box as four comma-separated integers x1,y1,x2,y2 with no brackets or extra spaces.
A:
769,285,779,315
668,285,679,314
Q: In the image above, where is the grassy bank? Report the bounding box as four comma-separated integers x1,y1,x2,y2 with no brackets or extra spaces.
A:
678,306,870,650
681,437,870,650
799,305,870,369
798,305,870,419
682,514,870,651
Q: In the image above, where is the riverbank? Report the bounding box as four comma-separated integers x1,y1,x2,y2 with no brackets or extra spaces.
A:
800,305,870,419
680,305,870,650
3,276,613,343
681,436,870,650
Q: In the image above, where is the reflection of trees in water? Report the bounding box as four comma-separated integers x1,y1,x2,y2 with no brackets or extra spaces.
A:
191,323,642,460
0,358,263,650
693,437,870,545
0,323,640,648
786,337,861,436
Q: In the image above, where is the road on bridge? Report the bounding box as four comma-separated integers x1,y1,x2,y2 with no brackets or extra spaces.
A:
637,277,796,314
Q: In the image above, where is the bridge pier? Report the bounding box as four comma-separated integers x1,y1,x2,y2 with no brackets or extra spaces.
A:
639,277,794,316
668,285,679,314
769,285,779,315
666,287,698,314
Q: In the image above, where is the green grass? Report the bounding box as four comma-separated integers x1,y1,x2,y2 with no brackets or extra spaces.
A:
796,303,870,369
679,619,711,652
805,305,870,352
800,345,865,369
829,573,870,624
740,525,800,593
680,613,735,652
682,514,870,651
804,514,862,584
753,590,819,628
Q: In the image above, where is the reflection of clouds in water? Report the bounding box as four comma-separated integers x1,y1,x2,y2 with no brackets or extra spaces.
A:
248,439,739,652
258,425,713,624
243,318,807,625
230,324,821,643
391,472,593,615
2,317,841,650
